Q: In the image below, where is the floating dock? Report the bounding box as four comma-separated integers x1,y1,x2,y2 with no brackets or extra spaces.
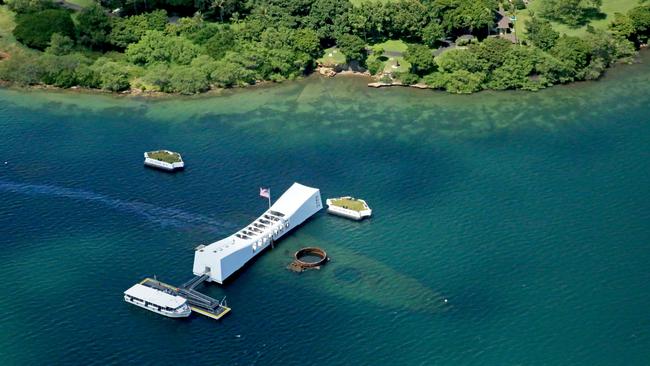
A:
326,196,372,220
144,150,185,171
139,277,230,320
192,182,322,284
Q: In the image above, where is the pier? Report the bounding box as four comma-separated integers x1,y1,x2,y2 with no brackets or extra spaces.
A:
140,277,230,321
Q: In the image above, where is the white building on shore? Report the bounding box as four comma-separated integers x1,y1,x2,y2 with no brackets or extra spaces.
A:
192,183,322,284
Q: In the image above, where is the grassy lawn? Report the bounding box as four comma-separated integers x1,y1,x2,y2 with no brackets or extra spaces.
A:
329,197,368,212
515,0,640,39
146,150,182,163
0,5,31,58
382,56,410,73
0,6,17,47
317,46,346,66
367,39,411,74
371,39,408,53
65,0,97,9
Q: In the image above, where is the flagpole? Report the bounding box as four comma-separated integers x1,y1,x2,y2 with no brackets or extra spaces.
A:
268,190,271,208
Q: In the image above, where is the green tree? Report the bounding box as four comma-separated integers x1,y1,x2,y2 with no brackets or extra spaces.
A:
109,10,168,49
205,30,236,59
403,43,435,76
6,0,55,14
628,5,650,43
384,0,427,40
442,70,485,93
307,0,352,41
292,28,321,59
210,58,255,87
487,46,538,90
13,9,75,50
39,53,92,88
336,34,367,64
91,58,131,91
0,52,45,85
513,0,526,10
397,71,420,85
168,65,210,94
126,30,201,65
76,4,112,50
525,16,559,51
367,58,383,75
551,35,591,76
539,0,603,27
439,0,498,34
435,48,483,73
46,33,75,55
468,37,512,72
421,21,445,48
609,13,635,40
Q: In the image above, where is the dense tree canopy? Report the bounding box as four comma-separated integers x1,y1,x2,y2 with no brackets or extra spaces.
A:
76,4,112,49
336,34,367,64
525,16,559,51
110,10,168,48
125,30,201,65
1,0,646,94
403,44,435,76
539,0,603,27
13,9,75,49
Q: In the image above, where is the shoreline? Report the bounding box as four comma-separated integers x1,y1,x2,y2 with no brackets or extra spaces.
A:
0,48,647,99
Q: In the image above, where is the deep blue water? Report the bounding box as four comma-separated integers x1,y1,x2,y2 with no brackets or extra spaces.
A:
1,56,649,365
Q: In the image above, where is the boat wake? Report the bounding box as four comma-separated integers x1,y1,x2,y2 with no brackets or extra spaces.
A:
0,180,237,232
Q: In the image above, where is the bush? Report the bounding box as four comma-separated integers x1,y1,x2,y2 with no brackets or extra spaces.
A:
404,43,436,76
210,58,255,87
39,53,91,88
46,33,75,55
423,72,447,89
513,0,526,10
13,9,75,50
126,31,201,66
205,30,235,60
398,72,420,85
444,70,485,93
0,52,45,85
6,0,55,14
367,58,383,75
109,10,168,49
76,4,112,50
168,65,210,94
336,34,367,64
91,58,131,91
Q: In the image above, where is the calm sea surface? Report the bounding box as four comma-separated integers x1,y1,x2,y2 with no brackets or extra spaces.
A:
1,54,649,365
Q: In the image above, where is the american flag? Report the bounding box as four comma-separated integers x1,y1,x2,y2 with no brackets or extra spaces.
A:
260,187,270,199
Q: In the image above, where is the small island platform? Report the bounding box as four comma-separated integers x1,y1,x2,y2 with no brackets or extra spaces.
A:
144,150,184,171
326,196,372,220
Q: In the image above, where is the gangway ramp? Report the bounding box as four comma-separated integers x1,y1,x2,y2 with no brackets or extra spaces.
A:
139,278,230,321
181,274,209,290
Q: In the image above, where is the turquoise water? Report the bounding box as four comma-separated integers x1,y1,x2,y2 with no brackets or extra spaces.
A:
1,54,649,365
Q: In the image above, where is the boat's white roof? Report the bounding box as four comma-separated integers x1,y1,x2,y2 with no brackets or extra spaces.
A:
124,284,186,308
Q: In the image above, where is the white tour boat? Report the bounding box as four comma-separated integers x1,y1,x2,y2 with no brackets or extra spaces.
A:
124,283,191,318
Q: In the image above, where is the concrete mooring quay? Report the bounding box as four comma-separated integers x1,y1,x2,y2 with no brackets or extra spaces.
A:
140,277,230,320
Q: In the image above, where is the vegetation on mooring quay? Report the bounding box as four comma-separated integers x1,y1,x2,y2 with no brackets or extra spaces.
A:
0,0,649,94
